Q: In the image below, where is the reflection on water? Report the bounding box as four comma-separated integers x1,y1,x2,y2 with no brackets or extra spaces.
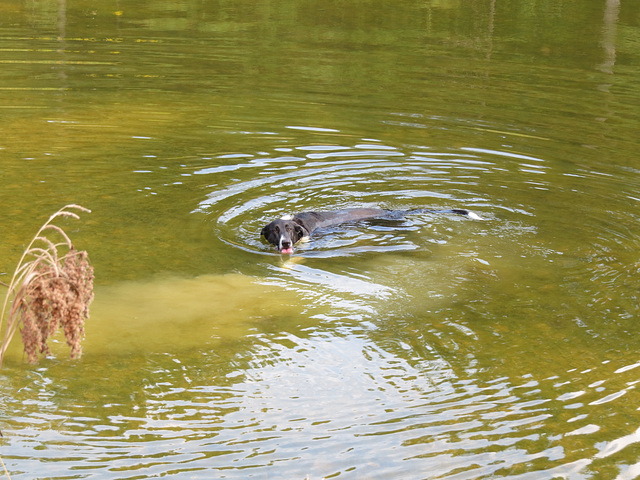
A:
4,323,640,478
2,0,640,478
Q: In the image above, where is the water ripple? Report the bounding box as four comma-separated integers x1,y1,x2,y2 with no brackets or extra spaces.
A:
4,334,640,478
191,135,500,259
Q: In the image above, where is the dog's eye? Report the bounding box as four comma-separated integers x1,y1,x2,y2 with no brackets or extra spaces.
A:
274,226,280,234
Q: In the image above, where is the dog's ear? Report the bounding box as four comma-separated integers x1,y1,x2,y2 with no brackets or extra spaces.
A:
294,223,306,240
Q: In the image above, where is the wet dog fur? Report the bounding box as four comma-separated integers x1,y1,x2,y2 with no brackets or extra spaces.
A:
260,208,480,254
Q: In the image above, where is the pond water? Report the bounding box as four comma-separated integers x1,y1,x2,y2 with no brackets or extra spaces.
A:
1,0,640,478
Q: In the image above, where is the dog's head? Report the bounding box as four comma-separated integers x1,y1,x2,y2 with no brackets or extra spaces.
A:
261,216,307,254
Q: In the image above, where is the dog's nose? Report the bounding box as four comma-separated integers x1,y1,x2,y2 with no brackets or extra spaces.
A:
281,240,291,249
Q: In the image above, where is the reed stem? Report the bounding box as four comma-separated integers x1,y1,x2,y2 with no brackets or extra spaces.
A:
0,205,94,367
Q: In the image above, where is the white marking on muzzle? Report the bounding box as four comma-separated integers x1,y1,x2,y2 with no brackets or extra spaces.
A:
279,234,289,251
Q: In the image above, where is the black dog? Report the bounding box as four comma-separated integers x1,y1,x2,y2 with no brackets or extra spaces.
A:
261,208,481,254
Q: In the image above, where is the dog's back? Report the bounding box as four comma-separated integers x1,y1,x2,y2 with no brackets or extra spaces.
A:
295,208,389,232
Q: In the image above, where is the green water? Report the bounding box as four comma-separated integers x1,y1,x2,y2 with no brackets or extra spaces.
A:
2,0,640,478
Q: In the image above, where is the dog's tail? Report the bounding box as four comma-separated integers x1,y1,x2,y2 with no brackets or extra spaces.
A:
408,208,483,220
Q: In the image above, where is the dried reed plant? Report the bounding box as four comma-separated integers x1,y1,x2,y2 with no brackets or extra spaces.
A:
0,205,94,367
0,451,9,480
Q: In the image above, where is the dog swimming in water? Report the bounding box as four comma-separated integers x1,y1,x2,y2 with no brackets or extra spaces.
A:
260,207,482,254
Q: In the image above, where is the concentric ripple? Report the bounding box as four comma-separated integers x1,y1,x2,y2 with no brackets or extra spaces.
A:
192,133,498,258
4,335,640,479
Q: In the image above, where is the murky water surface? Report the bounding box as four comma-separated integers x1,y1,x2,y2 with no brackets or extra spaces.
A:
1,1,640,478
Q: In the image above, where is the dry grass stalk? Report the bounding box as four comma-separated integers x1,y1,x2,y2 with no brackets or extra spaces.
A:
0,205,94,367
0,453,10,479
